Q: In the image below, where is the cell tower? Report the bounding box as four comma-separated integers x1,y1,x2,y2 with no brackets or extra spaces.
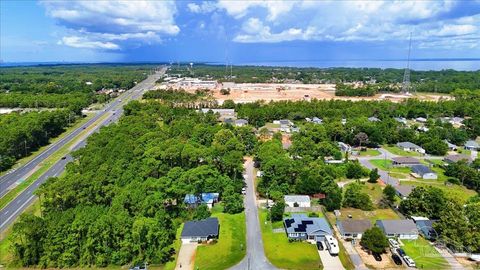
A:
402,33,412,94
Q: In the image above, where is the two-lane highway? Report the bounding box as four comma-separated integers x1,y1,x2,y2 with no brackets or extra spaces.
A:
0,67,165,233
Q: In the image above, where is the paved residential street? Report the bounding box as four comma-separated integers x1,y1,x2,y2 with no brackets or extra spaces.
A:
0,68,166,233
230,158,277,270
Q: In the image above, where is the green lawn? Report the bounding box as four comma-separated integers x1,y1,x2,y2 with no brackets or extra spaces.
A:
402,238,448,269
370,159,411,173
162,223,184,270
400,181,477,204
383,145,421,157
358,149,381,157
194,212,246,270
327,208,400,223
260,209,321,270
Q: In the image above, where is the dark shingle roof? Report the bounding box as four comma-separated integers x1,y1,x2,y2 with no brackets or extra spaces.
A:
392,157,420,165
376,219,418,235
181,217,219,238
337,219,372,234
411,164,434,175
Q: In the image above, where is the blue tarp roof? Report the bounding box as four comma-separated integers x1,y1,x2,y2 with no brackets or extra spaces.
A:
184,193,219,204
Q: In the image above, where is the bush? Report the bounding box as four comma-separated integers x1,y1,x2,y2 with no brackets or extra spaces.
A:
270,201,286,222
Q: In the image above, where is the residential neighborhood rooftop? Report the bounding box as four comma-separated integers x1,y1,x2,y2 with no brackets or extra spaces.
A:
284,214,332,235
337,219,372,234
376,219,418,235
181,217,219,238
392,157,421,164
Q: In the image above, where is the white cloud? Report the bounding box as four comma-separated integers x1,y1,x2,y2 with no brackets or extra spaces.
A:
58,36,120,50
41,0,179,50
187,2,217,14
226,0,479,49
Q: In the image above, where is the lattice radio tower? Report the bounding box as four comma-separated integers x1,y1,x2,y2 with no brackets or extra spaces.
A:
402,33,412,94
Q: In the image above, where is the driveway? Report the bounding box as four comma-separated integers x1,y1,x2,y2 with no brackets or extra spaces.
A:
176,243,198,270
433,246,466,270
230,157,277,270
318,249,345,270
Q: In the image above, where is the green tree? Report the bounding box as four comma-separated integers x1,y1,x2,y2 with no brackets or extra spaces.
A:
360,227,389,254
270,201,285,222
383,184,396,205
193,204,211,220
368,168,380,183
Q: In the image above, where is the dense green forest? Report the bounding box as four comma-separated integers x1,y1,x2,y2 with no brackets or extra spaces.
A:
0,64,152,111
167,64,480,93
10,101,250,268
0,110,75,171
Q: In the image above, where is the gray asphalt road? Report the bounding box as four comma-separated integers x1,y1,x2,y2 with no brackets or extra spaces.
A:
0,68,165,233
230,158,277,270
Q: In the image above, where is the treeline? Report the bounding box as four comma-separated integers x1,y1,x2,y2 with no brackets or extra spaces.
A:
0,93,97,114
0,64,152,111
400,187,480,253
335,83,378,96
167,64,480,93
142,89,215,108
0,110,75,171
444,160,480,193
10,101,253,267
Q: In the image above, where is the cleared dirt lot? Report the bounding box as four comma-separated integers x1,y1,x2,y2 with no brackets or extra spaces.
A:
159,82,452,104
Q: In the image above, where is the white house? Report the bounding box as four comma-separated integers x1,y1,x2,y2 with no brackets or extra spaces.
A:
336,219,372,240
376,220,419,240
396,142,426,154
284,195,311,207
411,165,438,180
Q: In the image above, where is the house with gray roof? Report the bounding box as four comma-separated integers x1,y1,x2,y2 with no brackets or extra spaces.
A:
395,185,414,199
337,219,372,239
284,195,311,207
443,154,472,164
396,142,426,154
394,117,407,125
234,119,248,127
392,157,421,167
414,219,437,240
465,140,479,150
368,116,380,122
376,219,419,239
284,214,332,242
444,140,458,151
411,164,437,180
181,217,219,243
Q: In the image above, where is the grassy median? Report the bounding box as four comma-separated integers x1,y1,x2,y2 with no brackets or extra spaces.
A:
0,112,111,210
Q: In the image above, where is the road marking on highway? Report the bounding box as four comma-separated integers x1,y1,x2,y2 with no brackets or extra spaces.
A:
0,195,35,230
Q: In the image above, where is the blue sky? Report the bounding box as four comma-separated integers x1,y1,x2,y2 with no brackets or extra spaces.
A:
1,0,480,63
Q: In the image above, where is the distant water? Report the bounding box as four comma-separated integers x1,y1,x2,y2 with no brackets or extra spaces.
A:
232,59,480,71
2,59,480,71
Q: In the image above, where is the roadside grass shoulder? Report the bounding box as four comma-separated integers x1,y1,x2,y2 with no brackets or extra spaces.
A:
0,112,110,210
358,149,381,157
402,238,448,269
370,159,411,173
259,209,322,270
0,113,94,177
194,212,246,270
383,146,421,157
0,199,41,266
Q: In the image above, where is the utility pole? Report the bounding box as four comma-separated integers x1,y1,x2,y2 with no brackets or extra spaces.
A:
402,32,412,94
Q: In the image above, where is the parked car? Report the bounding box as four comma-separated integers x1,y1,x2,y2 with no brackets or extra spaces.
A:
316,241,324,250
392,254,403,265
241,187,246,195
389,238,400,249
396,248,406,257
373,253,382,261
61,156,67,160
403,255,416,267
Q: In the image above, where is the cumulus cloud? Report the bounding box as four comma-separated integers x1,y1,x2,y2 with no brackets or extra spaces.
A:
187,2,217,14
41,0,179,50
222,0,479,49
